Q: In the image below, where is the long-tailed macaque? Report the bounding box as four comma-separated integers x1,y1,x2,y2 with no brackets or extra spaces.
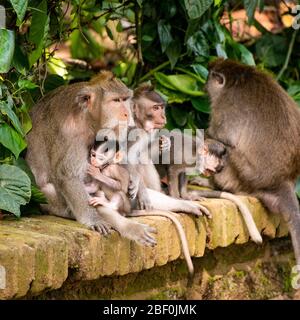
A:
130,83,211,217
205,58,300,264
86,139,131,214
87,137,195,273
132,84,262,243
26,71,157,246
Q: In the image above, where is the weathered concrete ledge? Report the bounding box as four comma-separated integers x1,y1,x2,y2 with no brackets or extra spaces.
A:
0,196,289,299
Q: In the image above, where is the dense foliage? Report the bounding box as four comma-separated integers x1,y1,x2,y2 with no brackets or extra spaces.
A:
0,0,299,216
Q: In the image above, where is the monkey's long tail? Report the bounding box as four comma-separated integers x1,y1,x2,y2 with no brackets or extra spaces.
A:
191,190,263,244
131,210,194,275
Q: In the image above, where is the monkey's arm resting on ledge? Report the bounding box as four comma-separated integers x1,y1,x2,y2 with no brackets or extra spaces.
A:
0,196,288,299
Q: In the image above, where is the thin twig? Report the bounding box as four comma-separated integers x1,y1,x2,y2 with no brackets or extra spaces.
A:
276,29,298,81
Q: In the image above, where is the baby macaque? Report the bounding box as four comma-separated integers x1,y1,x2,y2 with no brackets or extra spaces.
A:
85,139,131,215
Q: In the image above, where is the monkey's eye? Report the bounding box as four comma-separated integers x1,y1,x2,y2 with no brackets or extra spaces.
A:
113,98,120,102
91,152,96,157
152,106,159,111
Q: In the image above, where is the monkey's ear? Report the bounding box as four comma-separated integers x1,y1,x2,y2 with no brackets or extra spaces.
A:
75,88,95,110
211,71,225,88
114,151,123,163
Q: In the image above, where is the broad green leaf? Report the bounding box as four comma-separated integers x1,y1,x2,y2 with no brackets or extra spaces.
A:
155,83,190,104
157,20,172,53
12,44,29,73
29,0,48,45
0,29,15,73
14,158,47,204
9,0,28,22
18,79,38,89
0,101,24,136
19,105,32,134
28,0,49,66
187,30,209,57
191,97,211,114
154,72,205,97
243,0,258,24
31,185,47,204
191,64,208,81
166,40,181,69
184,0,213,19
235,43,255,66
171,107,188,126
0,164,31,217
0,123,27,158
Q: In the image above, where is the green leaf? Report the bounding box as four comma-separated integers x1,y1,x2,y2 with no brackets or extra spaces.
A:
0,123,27,158
105,25,114,40
157,20,173,53
28,0,49,66
0,164,31,217
243,0,258,24
12,44,29,73
191,64,208,81
235,43,255,66
31,185,47,204
154,72,205,97
191,96,211,114
18,79,38,89
0,100,25,136
19,105,32,134
155,83,190,104
9,0,28,22
184,0,213,19
116,21,123,32
187,30,209,57
171,107,188,126
166,40,181,69
0,29,15,73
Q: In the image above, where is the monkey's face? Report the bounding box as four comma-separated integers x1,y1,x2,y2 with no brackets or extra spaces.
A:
101,93,134,129
90,144,115,168
138,97,166,132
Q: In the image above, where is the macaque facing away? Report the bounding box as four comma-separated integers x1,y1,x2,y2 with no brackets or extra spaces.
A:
206,58,300,263
85,139,131,215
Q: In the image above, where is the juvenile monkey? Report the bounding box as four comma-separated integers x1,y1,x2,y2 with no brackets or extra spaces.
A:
87,137,195,274
26,71,156,246
85,139,131,214
129,83,210,217
205,58,300,264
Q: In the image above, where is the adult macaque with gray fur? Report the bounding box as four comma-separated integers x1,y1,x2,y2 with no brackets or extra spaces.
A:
205,58,300,263
26,71,157,246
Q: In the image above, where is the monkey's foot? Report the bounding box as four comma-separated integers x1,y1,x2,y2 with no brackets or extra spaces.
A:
90,221,113,236
195,203,212,219
121,222,157,247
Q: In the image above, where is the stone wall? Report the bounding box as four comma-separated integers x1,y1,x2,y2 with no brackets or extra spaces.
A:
0,196,292,300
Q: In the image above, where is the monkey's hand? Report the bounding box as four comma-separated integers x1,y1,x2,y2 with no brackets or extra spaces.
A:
87,164,103,180
128,174,140,200
159,135,171,153
205,139,227,159
137,186,153,210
